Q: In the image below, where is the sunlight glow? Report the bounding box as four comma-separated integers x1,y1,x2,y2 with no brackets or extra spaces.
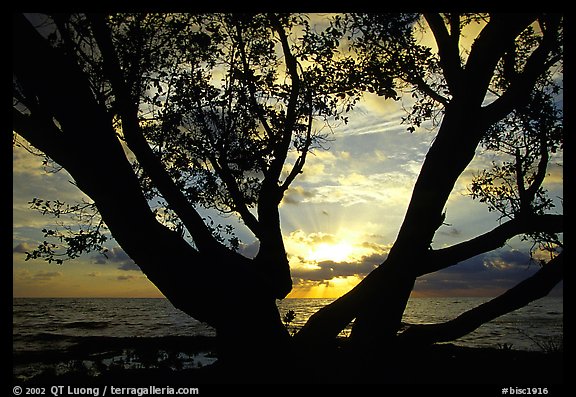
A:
307,241,355,263
287,275,363,299
284,228,383,266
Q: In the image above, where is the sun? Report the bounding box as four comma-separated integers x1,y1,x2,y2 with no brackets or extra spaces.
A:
307,241,355,263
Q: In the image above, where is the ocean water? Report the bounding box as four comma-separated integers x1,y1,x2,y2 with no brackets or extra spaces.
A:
277,297,564,351
12,297,562,380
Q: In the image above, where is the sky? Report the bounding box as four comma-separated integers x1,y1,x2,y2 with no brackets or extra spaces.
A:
12,90,563,299
12,15,564,300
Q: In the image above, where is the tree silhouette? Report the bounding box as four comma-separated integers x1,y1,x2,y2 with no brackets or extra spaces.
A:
296,13,563,348
13,13,563,375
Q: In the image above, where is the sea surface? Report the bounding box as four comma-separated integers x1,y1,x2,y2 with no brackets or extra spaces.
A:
12,297,563,380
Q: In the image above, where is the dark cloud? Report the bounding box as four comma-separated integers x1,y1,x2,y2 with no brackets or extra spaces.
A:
436,226,462,238
13,242,34,253
92,247,139,271
282,186,317,205
289,247,561,297
360,241,388,252
118,263,141,271
414,249,548,295
93,247,132,264
494,249,534,267
292,252,387,283
239,240,260,259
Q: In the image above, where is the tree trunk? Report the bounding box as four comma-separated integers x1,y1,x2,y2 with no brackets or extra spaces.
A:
297,104,485,347
296,14,559,350
294,255,416,347
254,190,293,299
13,13,290,365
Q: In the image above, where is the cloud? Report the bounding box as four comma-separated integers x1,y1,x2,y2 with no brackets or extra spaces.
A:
281,227,392,288
92,247,139,271
13,242,35,253
287,242,558,298
544,162,563,188
117,275,137,281
282,121,428,209
32,271,62,281
21,271,62,282
12,144,91,230
277,108,435,214
414,249,546,296
117,262,141,271
93,247,130,264
302,171,415,208
288,230,337,246
291,252,386,283
238,240,260,259
14,269,63,282
436,226,462,238
282,186,317,205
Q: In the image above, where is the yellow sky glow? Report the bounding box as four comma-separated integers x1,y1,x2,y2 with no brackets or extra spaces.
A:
287,276,362,299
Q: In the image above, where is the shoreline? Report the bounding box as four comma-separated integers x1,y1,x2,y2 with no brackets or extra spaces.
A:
14,335,563,385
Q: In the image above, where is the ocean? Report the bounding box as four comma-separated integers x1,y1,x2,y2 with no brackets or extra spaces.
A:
12,297,563,381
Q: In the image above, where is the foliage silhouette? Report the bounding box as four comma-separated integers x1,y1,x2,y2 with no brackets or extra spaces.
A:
13,13,563,377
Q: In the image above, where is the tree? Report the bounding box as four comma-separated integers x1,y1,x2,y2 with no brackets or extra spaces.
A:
296,13,563,348
13,12,563,375
13,12,375,365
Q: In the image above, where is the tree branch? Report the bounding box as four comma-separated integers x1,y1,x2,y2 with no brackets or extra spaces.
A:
464,13,538,107
400,251,563,346
208,154,263,237
356,19,450,107
88,14,228,254
423,13,463,97
515,148,529,215
264,14,301,194
186,86,264,238
13,109,67,161
407,73,451,107
233,20,276,142
420,214,563,276
13,15,201,269
524,135,550,206
14,14,287,330
281,93,313,192
482,15,562,124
